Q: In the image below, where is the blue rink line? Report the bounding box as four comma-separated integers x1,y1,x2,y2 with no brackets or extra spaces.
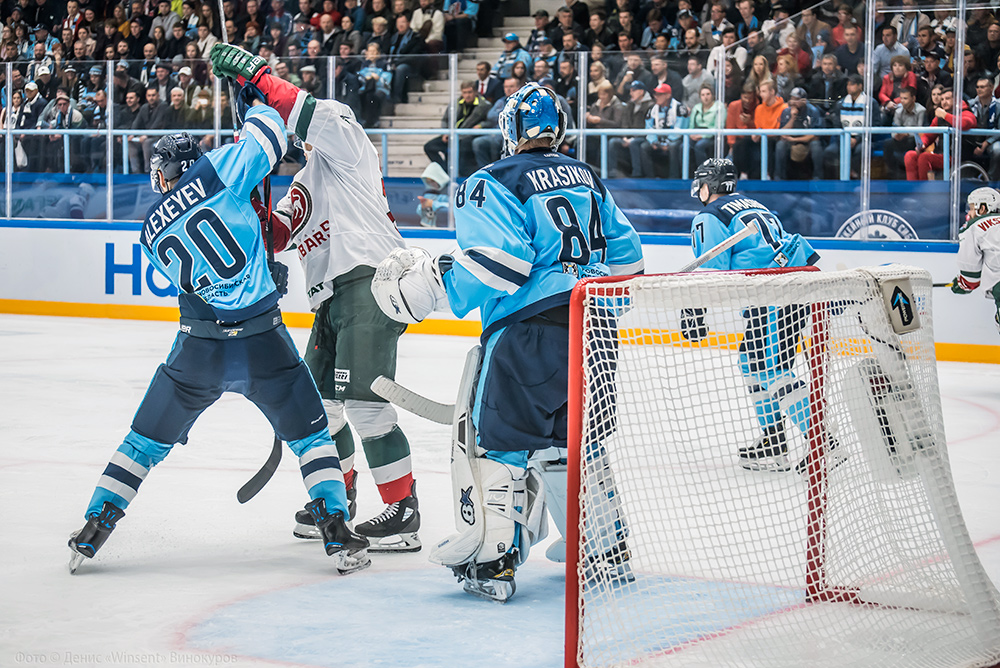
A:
184,564,805,667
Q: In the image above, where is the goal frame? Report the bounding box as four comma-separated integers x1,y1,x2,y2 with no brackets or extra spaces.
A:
564,266,841,668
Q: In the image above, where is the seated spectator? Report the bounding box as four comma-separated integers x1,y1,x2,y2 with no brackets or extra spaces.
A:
678,27,709,70
533,59,553,84
549,6,583,47
702,3,734,49
879,55,917,124
492,33,532,79
912,25,945,72
761,3,794,51
525,9,550,56
682,55,714,110
588,61,610,106
882,85,925,180
423,80,487,177
744,54,773,94
332,61,362,116
831,4,861,47
835,25,864,76
808,53,847,117
890,0,930,50
753,79,787,178
42,90,86,173
615,53,656,101
773,54,803,103
977,23,1000,76
904,88,975,180
728,85,759,178
585,80,624,166
388,14,426,104
629,82,689,178
649,54,686,105
796,7,831,52
442,0,478,52
554,59,579,118
196,21,218,56
612,12,640,49
810,29,833,71
472,76,518,168
183,41,210,85
334,16,364,55
819,72,868,178
186,88,214,129
639,10,667,50
129,86,168,173
724,59,745,103
734,0,759,41
708,27,747,77
18,82,47,171
586,11,616,49
591,42,621,82
358,43,392,128
535,38,558,71
559,32,585,62
367,16,392,54
872,25,910,79
472,61,502,102
919,52,952,107
608,81,653,177
363,0,393,33
412,0,444,53
777,34,811,80
774,87,823,180
689,83,725,165
968,76,1000,180
160,87,190,131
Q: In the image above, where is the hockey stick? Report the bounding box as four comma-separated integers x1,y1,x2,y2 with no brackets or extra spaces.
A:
932,282,954,288
677,219,759,273
215,0,282,503
371,376,454,424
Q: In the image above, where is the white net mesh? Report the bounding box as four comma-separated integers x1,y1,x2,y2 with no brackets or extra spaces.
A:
570,265,1000,668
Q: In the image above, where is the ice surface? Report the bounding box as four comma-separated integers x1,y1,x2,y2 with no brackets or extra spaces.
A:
1,315,998,668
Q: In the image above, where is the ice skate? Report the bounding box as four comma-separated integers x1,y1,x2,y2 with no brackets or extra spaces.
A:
584,540,635,586
739,424,791,472
294,484,356,539
452,551,517,603
354,480,421,553
68,501,125,574
305,498,371,575
795,435,848,476
545,538,566,563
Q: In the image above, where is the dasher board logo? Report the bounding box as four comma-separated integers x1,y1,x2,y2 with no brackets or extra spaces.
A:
836,210,918,240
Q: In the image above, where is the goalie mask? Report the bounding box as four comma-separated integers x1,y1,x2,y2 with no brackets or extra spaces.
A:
498,83,567,158
967,187,1000,222
691,158,737,203
149,133,204,194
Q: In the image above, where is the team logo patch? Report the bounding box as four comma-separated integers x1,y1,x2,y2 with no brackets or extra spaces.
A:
334,368,350,383
836,210,918,240
460,486,475,525
289,183,313,236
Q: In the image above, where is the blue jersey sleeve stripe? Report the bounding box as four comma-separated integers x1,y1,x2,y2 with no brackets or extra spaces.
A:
465,247,530,286
243,120,282,166
454,251,523,294
608,258,644,275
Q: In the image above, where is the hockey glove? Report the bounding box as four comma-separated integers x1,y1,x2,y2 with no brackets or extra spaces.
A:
680,308,708,342
251,193,290,253
951,276,977,295
268,260,289,296
235,81,267,126
209,43,270,87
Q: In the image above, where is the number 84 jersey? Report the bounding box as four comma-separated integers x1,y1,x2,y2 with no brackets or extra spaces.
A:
691,193,819,272
446,149,644,333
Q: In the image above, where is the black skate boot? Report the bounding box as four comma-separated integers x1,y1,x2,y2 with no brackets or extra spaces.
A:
68,501,125,574
452,551,518,603
795,434,847,476
354,480,421,553
294,483,356,540
585,539,635,586
305,498,371,575
739,423,791,472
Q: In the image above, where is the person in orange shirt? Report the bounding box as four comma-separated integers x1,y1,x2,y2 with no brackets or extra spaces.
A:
728,86,759,178
753,79,787,178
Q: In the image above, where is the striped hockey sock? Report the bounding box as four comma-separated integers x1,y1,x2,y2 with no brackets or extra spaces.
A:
361,425,413,504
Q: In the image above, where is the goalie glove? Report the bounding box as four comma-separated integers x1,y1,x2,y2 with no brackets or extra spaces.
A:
371,248,450,324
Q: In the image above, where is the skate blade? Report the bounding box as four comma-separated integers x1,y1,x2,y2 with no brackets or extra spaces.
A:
333,549,372,576
462,577,515,603
366,532,421,553
68,550,86,575
740,454,792,472
795,449,849,476
293,523,322,540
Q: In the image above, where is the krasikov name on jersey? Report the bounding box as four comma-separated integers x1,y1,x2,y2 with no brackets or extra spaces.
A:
523,164,596,195
142,178,211,246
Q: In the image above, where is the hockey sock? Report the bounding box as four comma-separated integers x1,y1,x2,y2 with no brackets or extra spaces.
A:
331,422,356,491
288,428,349,517
361,425,413,504
85,431,171,518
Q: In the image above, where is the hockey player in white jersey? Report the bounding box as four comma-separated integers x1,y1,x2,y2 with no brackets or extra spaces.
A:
952,187,1000,334
370,83,644,601
210,43,421,552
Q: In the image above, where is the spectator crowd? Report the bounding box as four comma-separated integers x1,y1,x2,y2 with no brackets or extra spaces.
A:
0,0,997,180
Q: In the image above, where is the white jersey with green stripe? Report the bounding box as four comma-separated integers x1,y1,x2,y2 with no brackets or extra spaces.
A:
957,213,1000,297
271,88,404,311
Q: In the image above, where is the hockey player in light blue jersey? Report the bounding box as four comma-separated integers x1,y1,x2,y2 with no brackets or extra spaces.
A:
688,158,841,475
68,101,370,576
372,82,643,601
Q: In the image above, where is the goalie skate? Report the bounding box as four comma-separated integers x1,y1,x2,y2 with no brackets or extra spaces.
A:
355,481,421,553
305,498,371,575
452,552,518,603
584,541,635,586
739,425,791,472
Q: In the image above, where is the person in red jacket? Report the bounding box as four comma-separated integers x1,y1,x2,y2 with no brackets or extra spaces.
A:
904,87,976,180
879,55,918,124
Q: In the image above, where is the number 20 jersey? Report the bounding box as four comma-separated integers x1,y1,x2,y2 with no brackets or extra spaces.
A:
139,105,286,321
446,149,644,334
690,193,819,272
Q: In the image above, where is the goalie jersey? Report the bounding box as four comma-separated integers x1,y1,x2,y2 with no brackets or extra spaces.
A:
445,149,644,335
956,213,1000,297
252,72,404,311
140,104,285,321
690,194,819,271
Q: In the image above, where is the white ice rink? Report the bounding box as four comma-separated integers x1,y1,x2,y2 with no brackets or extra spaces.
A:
1,314,998,668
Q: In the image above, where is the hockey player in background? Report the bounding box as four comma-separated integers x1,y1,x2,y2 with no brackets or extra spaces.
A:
210,43,421,553
952,187,1000,334
687,158,837,475
370,82,644,601
68,113,369,575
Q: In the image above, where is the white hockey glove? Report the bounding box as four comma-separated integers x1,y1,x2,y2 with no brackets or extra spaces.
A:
371,247,450,324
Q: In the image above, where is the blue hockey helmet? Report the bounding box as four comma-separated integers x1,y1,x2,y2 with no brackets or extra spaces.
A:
150,132,204,194
498,82,567,157
691,157,737,201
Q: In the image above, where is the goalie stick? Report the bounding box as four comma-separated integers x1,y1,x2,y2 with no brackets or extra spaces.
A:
215,0,282,503
370,376,454,425
677,219,759,273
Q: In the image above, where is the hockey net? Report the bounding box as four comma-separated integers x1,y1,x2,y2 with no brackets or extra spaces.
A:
565,265,1000,668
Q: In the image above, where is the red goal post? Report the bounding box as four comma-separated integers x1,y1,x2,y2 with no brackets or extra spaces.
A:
564,266,1000,668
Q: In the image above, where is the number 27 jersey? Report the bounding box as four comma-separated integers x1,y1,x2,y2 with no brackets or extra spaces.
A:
690,193,819,272
446,150,644,333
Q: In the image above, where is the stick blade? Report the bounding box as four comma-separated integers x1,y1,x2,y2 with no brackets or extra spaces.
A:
237,435,282,504
371,376,454,424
